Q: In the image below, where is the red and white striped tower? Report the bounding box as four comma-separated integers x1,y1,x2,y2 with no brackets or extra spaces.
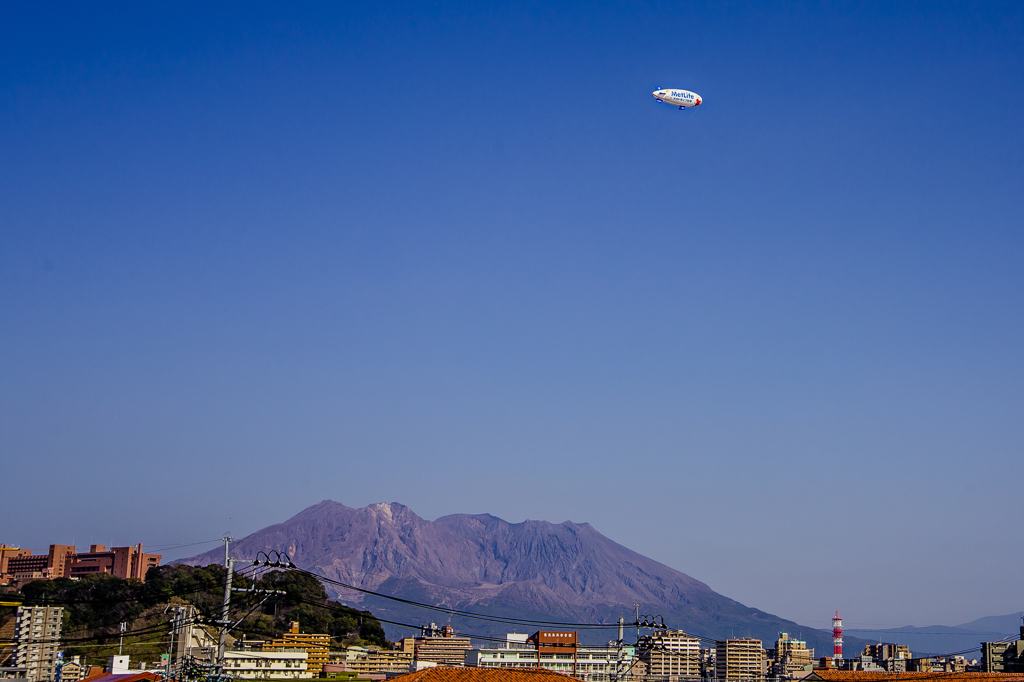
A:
832,611,843,661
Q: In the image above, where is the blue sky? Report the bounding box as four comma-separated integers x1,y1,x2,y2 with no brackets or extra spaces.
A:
2,1,1022,630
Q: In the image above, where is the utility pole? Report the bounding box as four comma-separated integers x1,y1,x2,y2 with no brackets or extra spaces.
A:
216,534,233,668
118,622,126,656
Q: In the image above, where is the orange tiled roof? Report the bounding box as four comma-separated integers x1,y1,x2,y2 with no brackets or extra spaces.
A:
391,667,580,682
809,671,1024,682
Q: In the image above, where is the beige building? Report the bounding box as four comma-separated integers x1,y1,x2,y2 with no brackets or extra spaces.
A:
412,626,472,667
640,630,701,681
466,632,639,681
328,646,413,675
772,634,814,678
57,656,83,682
12,606,63,682
223,650,310,679
715,639,765,682
265,622,330,675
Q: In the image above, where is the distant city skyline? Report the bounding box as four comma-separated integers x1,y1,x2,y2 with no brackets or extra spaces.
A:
2,1,1022,631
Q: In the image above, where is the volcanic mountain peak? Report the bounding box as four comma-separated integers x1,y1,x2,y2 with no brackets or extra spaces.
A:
179,500,843,651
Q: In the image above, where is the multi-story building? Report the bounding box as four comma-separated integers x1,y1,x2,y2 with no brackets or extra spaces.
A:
57,655,83,682
982,643,1011,673
412,625,472,667
771,634,814,678
465,632,637,681
12,606,63,682
265,622,331,676
0,545,32,584
982,622,1024,674
908,656,969,673
0,544,160,586
328,645,413,675
221,649,310,679
3,547,75,585
862,644,910,665
715,639,765,682
640,630,701,681
68,544,161,581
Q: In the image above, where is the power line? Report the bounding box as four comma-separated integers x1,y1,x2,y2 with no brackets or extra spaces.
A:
279,564,623,630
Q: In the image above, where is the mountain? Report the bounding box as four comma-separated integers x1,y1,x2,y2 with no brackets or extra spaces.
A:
179,500,857,652
846,612,1023,657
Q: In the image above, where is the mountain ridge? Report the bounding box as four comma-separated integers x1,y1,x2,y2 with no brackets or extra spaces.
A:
178,500,860,652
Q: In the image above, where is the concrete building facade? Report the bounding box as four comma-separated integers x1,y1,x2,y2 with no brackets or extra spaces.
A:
265,622,330,676
465,633,638,681
715,639,765,682
68,545,161,581
12,607,63,682
412,626,473,667
222,650,310,679
0,544,160,586
640,630,701,681
771,634,814,678
328,646,413,675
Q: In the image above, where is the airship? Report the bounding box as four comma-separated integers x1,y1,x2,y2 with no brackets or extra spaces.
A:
652,87,702,110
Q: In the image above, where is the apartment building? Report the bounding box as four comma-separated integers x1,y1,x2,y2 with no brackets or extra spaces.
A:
466,632,638,681
222,650,310,679
265,622,330,676
413,625,473,667
982,628,1024,674
715,639,765,682
772,634,814,678
12,606,63,682
57,655,83,682
640,630,701,681
328,646,413,675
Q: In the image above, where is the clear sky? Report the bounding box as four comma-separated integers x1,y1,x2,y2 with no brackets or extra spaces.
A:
2,1,1022,631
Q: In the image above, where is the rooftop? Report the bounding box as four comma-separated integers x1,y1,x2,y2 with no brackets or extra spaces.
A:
808,671,1023,682
391,666,579,682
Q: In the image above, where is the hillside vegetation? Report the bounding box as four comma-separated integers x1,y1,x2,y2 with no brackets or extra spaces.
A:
1,564,387,668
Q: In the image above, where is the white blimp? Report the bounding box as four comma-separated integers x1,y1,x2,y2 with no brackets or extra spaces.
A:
652,87,702,110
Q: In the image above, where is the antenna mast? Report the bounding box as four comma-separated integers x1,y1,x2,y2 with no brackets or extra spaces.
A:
832,611,843,662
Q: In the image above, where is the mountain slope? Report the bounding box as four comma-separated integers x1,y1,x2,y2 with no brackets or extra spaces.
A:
180,501,853,651
846,612,1023,657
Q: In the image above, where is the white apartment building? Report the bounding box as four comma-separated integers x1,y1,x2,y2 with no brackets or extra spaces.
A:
222,650,310,679
465,633,638,681
641,630,702,681
12,606,63,682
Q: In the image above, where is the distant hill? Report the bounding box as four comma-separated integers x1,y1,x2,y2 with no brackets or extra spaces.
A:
1,564,386,668
179,500,865,652
846,612,1023,658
